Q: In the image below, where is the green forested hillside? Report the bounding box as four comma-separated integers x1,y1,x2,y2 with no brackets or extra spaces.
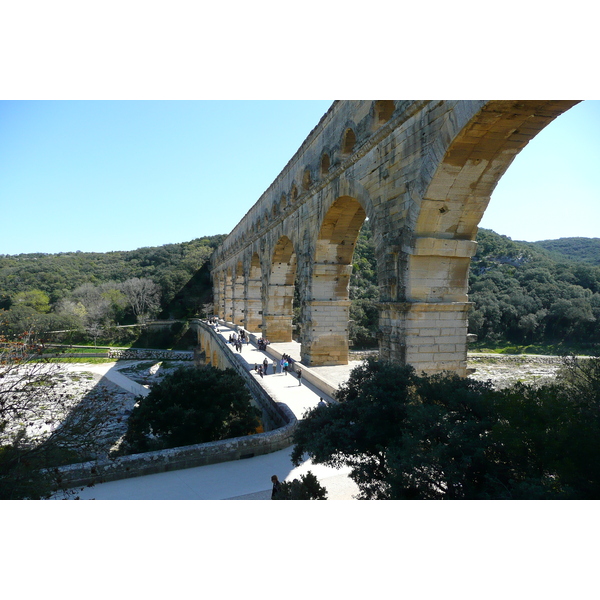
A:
468,230,600,347
533,237,600,266
0,235,225,306
2,226,599,351
0,235,224,341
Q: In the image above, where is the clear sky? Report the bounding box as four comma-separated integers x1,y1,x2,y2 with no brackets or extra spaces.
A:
1,99,599,255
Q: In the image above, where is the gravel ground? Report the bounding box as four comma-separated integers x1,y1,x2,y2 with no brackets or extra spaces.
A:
467,354,564,389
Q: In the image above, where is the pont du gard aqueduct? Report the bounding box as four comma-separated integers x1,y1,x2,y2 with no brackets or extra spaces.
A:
210,100,579,377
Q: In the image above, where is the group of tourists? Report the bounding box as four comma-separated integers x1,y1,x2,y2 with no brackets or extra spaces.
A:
257,337,270,351
253,353,299,378
279,353,293,375
254,356,278,378
228,329,248,352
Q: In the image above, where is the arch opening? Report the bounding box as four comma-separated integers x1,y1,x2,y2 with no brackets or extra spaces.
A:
374,100,395,125
302,168,312,190
231,260,245,325
394,100,582,376
263,236,298,342
244,252,263,333
302,196,367,365
342,128,356,155
320,153,331,176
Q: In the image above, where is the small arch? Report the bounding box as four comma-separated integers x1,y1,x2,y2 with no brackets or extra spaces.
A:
280,193,288,211
374,100,395,125
320,153,331,176
342,128,356,155
302,168,312,190
290,184,298,203
250,251,261,275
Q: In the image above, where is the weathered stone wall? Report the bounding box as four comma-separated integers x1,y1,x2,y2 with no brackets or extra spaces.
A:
210,100,579,376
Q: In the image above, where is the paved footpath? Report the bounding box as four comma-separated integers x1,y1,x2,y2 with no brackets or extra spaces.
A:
67,325,361,500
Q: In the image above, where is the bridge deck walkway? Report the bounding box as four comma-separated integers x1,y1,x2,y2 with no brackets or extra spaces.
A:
67,323,360,500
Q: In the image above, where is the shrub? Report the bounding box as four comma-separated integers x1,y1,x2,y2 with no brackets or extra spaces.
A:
274,471,328,500
121,365,261,454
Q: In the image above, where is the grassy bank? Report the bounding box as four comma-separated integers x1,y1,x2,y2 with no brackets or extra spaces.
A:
469,340,599,356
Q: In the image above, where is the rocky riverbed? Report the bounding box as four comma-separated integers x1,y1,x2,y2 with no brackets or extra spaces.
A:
467,354,565,389
350,350,566,389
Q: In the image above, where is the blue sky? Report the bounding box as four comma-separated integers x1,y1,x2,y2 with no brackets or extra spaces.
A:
1,99,598,255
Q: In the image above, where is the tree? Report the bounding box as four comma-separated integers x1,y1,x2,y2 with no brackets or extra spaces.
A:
121,365,261,453
121,277,161,323
0,329,121,498
291,357,600,499
291,359,431,499
12,289,51,314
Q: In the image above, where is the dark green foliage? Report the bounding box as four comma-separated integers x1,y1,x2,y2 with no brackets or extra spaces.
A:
291,357,600,499
274,471,328,500
0,430,61,500
349,220,379,348
121,366,261,454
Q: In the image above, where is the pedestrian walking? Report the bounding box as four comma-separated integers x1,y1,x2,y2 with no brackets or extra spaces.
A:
283,359,289,375
271,475,282,500
297,368,302,386
263,357,269,374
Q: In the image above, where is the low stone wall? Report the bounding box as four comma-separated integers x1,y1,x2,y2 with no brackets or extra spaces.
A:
107,349,194,361
55,405,297,489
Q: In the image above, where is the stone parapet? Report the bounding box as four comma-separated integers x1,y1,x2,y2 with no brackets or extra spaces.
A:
54,415,297,489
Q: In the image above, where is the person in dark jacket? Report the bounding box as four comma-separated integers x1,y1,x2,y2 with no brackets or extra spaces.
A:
271,475,281,499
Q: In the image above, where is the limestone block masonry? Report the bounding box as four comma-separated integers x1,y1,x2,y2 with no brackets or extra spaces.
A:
210,100,580,376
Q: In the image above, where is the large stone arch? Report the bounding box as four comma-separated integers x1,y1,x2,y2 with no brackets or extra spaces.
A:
231,260,245,326
383,100,580,374
262,235,298,342
223,267,233,322
301,196,367,365
244,251,263,332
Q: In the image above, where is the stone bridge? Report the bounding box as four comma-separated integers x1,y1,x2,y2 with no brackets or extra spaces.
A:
210,100,579,376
